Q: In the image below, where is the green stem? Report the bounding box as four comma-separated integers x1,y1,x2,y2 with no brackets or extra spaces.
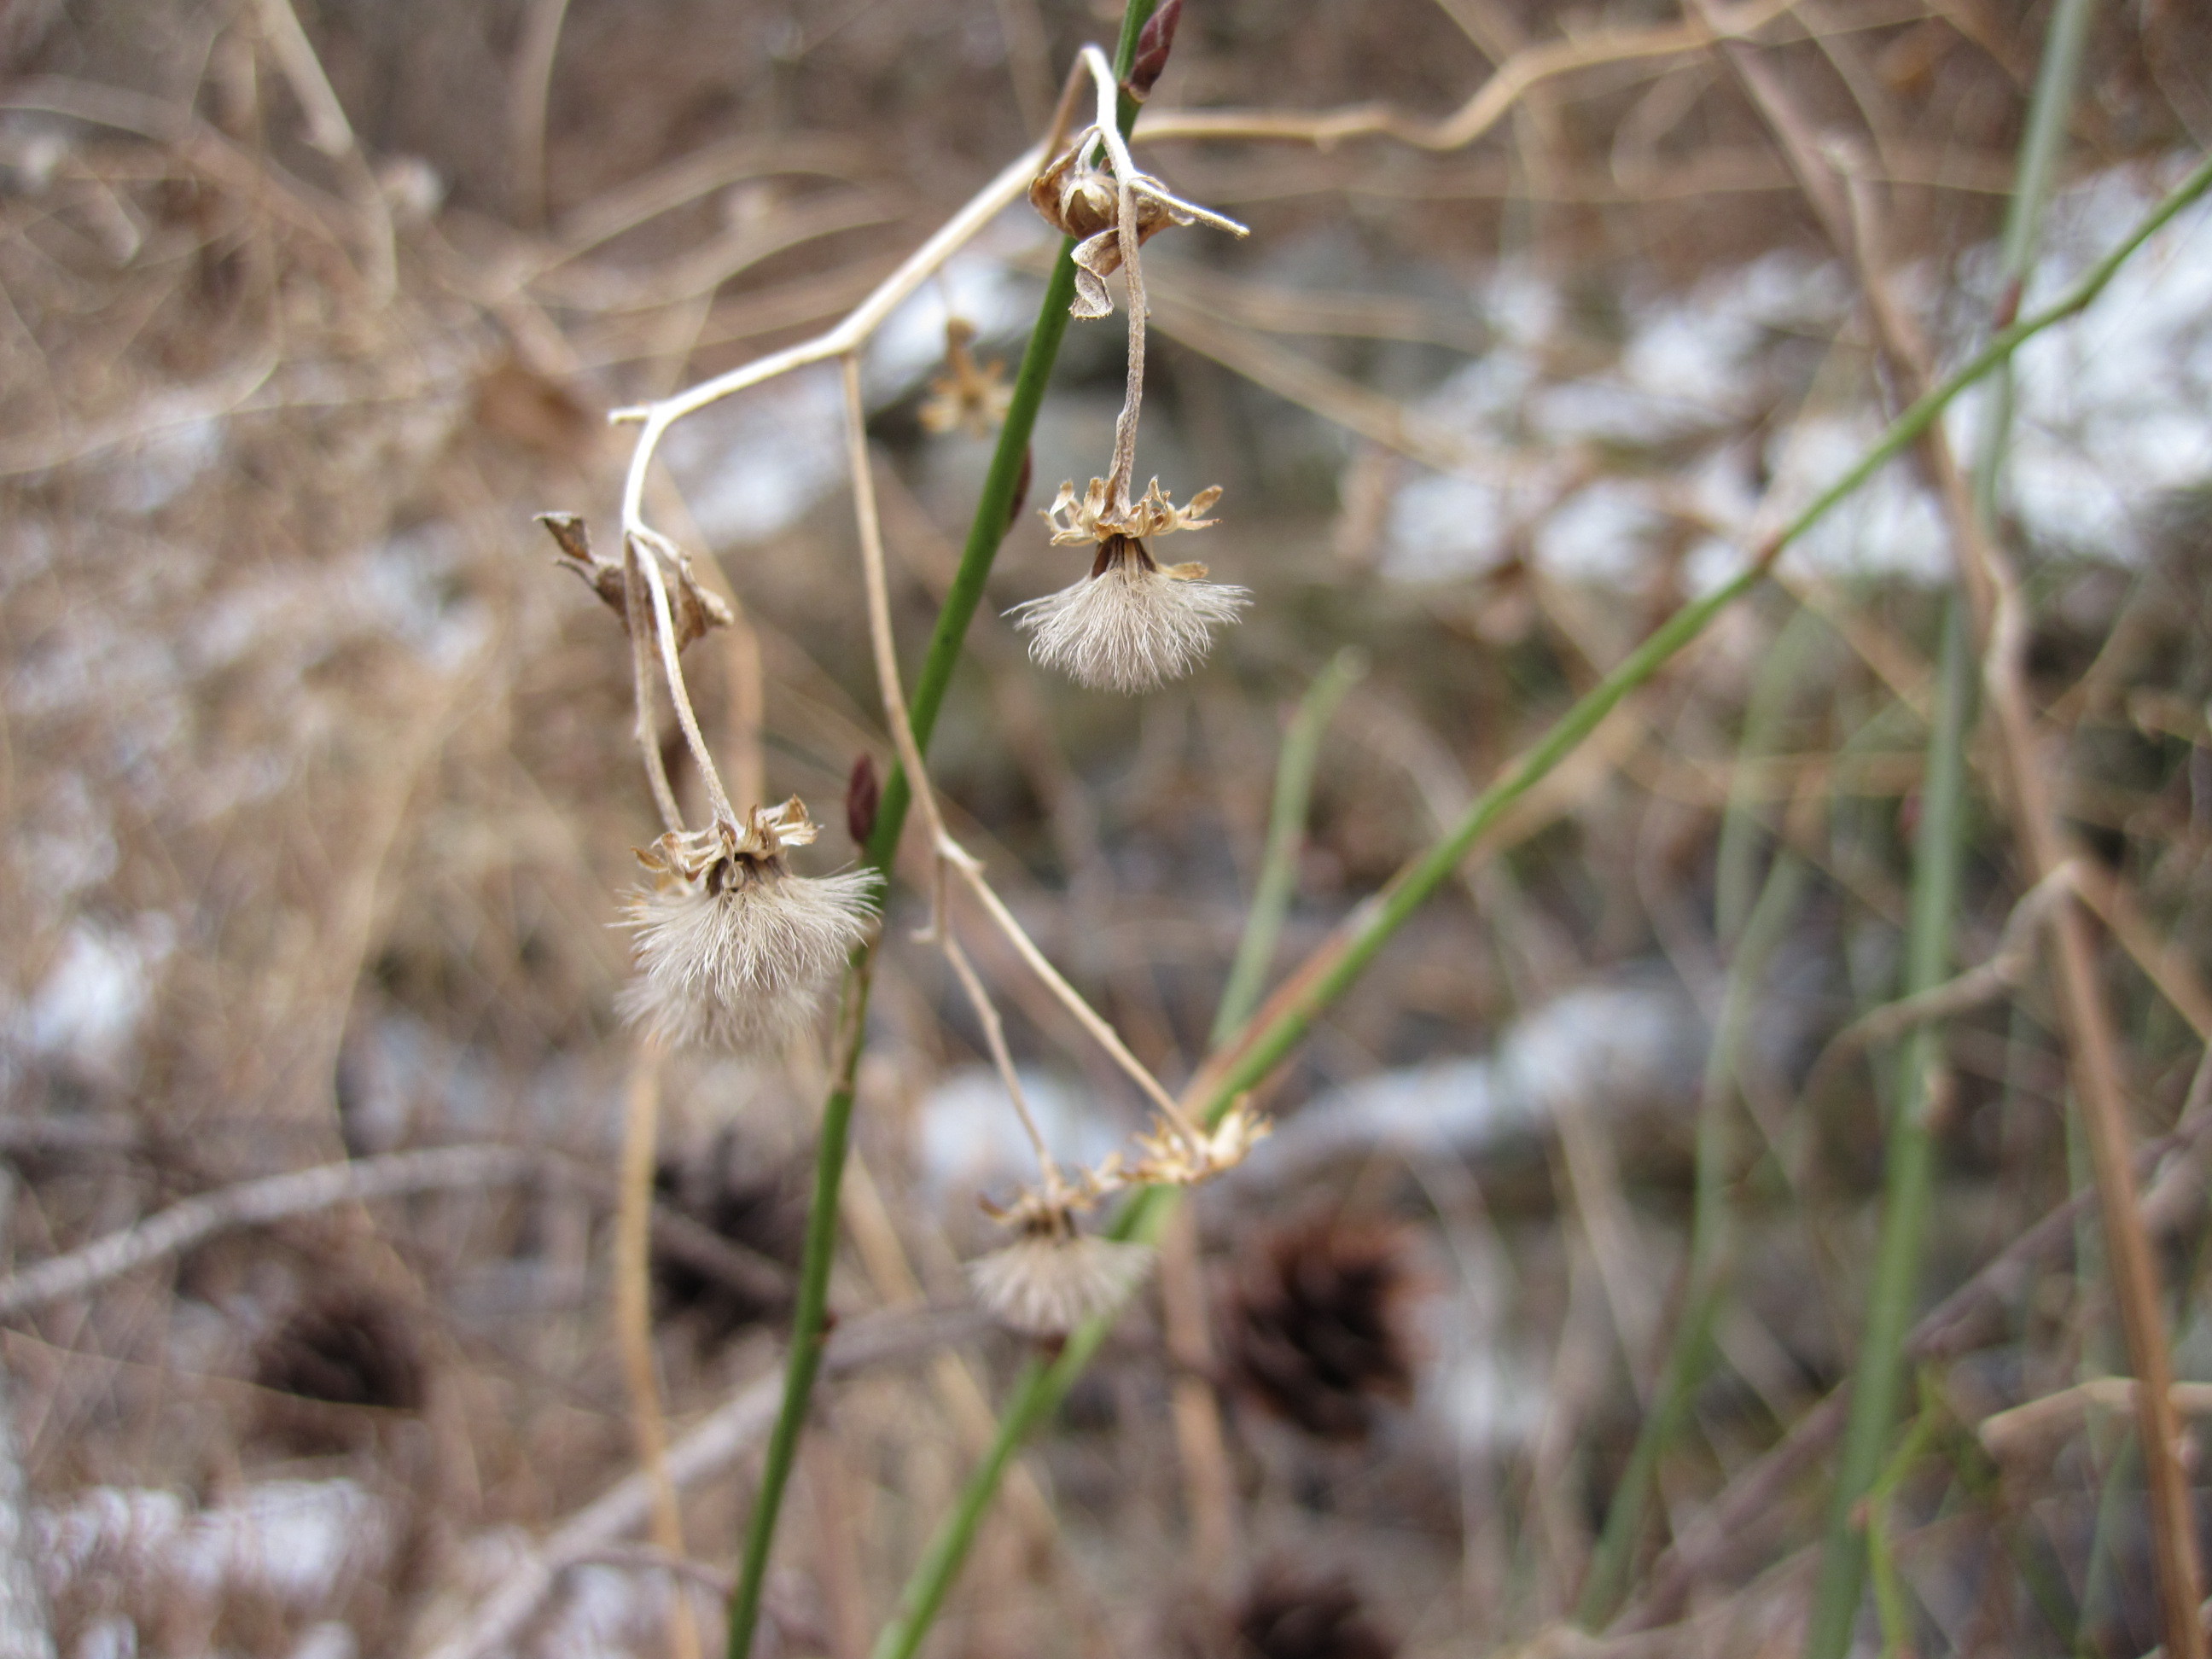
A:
1866,1383,1942,1659
861,154,2212,1659
1802,599,1971,1659
1209,648,1365,1048
1806,9,2093,1654
1579,849,1807,1628
722,10,1166,1656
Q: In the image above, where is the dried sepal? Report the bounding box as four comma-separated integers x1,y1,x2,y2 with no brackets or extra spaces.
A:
967,1205,1155,1336
1045,475,1221,545
537,513,732,651
1010,533,1248,694
620,798,876,1055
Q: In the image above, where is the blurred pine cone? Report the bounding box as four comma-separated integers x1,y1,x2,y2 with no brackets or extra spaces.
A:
256,1291,427,1413
652,1130,806,1344
1208,1561,1397,1659
1224,1217,1415,1440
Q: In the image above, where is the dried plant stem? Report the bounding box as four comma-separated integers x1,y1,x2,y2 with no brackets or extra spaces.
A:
842,351,1196,1142
1160,1204,1236,1578
622,542,684,833
864,161,2212,1659
614,1053,703,1659
946,855,1201,1142
941,929,1061,1189
719,14,1164,1652
636,530,737,826
1132,0,1799,152
0,1146,537,1321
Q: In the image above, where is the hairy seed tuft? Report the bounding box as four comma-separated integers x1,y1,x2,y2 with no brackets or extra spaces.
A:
1009,540,1247,694
968,1231,1155,1336
620,865,876,1054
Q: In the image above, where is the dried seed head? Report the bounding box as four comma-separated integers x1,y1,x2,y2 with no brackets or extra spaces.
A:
1010,533,1247,693
619,798,876,1054
968,1210,1156,1336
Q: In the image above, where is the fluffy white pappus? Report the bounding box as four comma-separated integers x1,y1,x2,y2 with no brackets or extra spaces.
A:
967,1232,1156,1336
1010,555,1248,694
619,866,876,1053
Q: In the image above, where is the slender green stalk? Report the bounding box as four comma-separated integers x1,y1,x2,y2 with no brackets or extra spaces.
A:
1802,598,1970,1659
1865,1384,1941,1659
1579,850,1807,1628
1210,648,1365,1047
723,10,1164,1652
1805,10,2095,1655
862,157,2212,1659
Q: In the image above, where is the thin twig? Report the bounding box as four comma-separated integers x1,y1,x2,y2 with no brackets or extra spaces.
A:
613,1054,701,1659
0,1147,536,1321
422,1306,982,1659
1798,860,2079,1111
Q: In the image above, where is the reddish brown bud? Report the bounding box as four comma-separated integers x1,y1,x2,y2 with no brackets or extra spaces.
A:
1123,0,1184,103
1006,445,1034,539
846,753,881,846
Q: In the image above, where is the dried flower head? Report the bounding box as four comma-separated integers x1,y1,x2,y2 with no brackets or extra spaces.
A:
1010,532,1247,694
1028,131,1246,320
619,798,876,1054
968,1206,1155,1336
918,318,1013,438
1126,1097,1271,1187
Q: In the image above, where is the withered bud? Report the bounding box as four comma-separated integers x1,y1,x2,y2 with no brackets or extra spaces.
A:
1123,0,1185,103
846,753,881,846
538,513,732,652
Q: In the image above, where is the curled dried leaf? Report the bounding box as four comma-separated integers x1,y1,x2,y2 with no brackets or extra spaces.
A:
537,513,733,651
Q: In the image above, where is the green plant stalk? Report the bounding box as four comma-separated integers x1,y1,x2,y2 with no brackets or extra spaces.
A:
1802,598,1971,1659
1803,8,2093,1656
1209,648,1366,1048
723,9,1164,1653
864,138,2212,1659
1578,850,1807,1628
1865,1385,1941,1659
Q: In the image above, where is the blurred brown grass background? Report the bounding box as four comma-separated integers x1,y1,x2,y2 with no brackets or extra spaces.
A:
3,0,2212,1655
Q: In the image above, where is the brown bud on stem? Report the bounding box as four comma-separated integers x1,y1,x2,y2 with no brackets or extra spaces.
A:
846,753,881,846
1123,0,1184,103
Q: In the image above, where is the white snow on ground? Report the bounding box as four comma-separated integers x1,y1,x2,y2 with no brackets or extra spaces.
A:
1380,156,2212,585
38,1479,390,1613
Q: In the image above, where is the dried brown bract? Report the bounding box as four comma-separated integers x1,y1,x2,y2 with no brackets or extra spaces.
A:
538,512,732,652
1225,1218,1417,1441
619,798,877,1054
1027,131,1245,320
968,1203,1155,1336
